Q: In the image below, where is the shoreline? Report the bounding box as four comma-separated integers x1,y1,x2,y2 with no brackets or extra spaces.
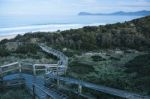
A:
0,23,104,41
0,34,18,41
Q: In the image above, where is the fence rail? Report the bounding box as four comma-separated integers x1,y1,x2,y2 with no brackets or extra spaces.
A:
45,74,150,99
0,44,149,99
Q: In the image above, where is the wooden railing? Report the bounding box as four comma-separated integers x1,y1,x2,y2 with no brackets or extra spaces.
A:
39,44,68,68
0,62,21,76
0,44,150,99
45,75,150,99
0,44,69,99
0,62,65,76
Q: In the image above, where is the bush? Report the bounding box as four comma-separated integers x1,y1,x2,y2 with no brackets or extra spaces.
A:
15,44,38,54
0,89,31,99
91,55,106,62
68,61,94,74
0,46,10,57
125,54,150,94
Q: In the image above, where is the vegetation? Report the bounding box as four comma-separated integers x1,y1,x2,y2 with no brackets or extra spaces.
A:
0,16,150,98
125,54,150,95
91,55,106,62
69,61,94,75
67,52,143,93
4,16,150,51
0,45,10,57
14,43,38,54
0,89,31,99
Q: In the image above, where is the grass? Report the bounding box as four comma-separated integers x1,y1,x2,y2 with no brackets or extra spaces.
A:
66,50,150,96
0,89,31,99
125,54,150,95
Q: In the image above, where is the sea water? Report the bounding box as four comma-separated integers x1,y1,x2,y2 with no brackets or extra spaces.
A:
0,15,143,36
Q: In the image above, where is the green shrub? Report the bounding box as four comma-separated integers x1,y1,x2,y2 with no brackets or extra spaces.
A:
68,61,94,74
15,44,38,54
125,54,150,95
91,55,106,62
0,46,10,57
0,89,31,99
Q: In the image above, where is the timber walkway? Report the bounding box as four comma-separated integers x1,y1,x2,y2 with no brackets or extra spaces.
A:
46,74,150,99
0,44,150,99
3,73,67,99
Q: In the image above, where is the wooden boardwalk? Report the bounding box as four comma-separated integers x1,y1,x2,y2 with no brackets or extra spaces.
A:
46,74,150,99
0,44,150,99
3,73,68,99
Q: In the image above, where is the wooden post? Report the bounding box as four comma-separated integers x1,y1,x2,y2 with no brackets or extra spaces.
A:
56,64,60,88
45,66,48,74
57,64,59,76
19,62,22,73
64,67,67,76
19,62,22,78
0,75,3,92
57,76,60,88
78,84,82,94
33,65,36,86
33,65,36,76
32,84,36,99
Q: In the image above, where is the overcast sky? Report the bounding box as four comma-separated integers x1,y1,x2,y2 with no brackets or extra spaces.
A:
0,0,150,16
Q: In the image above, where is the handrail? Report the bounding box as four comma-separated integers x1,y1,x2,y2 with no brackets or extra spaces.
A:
0,44,69,99
0,44,68,76
0,62,20,75
0,62,19,68
0,44,149,99
33,64,58,66
39,44,68,67
39,44,68,75
45,75,150,99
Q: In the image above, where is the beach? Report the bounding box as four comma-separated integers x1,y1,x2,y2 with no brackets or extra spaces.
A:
0,15,141,42
0,34,17,41
0,23,103,42
0,15,142,38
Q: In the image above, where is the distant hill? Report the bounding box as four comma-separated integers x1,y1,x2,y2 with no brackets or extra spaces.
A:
79,10,150,16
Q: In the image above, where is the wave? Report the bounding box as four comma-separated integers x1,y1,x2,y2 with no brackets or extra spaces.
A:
0,23,105,36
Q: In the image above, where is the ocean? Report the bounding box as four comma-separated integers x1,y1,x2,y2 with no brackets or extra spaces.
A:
0,15,143,36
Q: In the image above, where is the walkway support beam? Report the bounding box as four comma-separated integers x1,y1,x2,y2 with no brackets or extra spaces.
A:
32,84,36,99
33,65,36,76
78,84,82,94
19,62,22,73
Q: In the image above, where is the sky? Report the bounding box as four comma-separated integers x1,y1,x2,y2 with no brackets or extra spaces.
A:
0,0,150,17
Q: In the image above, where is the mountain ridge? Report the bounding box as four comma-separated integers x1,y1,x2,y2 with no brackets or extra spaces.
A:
79,10,150,16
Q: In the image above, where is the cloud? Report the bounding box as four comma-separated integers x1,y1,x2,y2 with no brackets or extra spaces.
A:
0,0,150,16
